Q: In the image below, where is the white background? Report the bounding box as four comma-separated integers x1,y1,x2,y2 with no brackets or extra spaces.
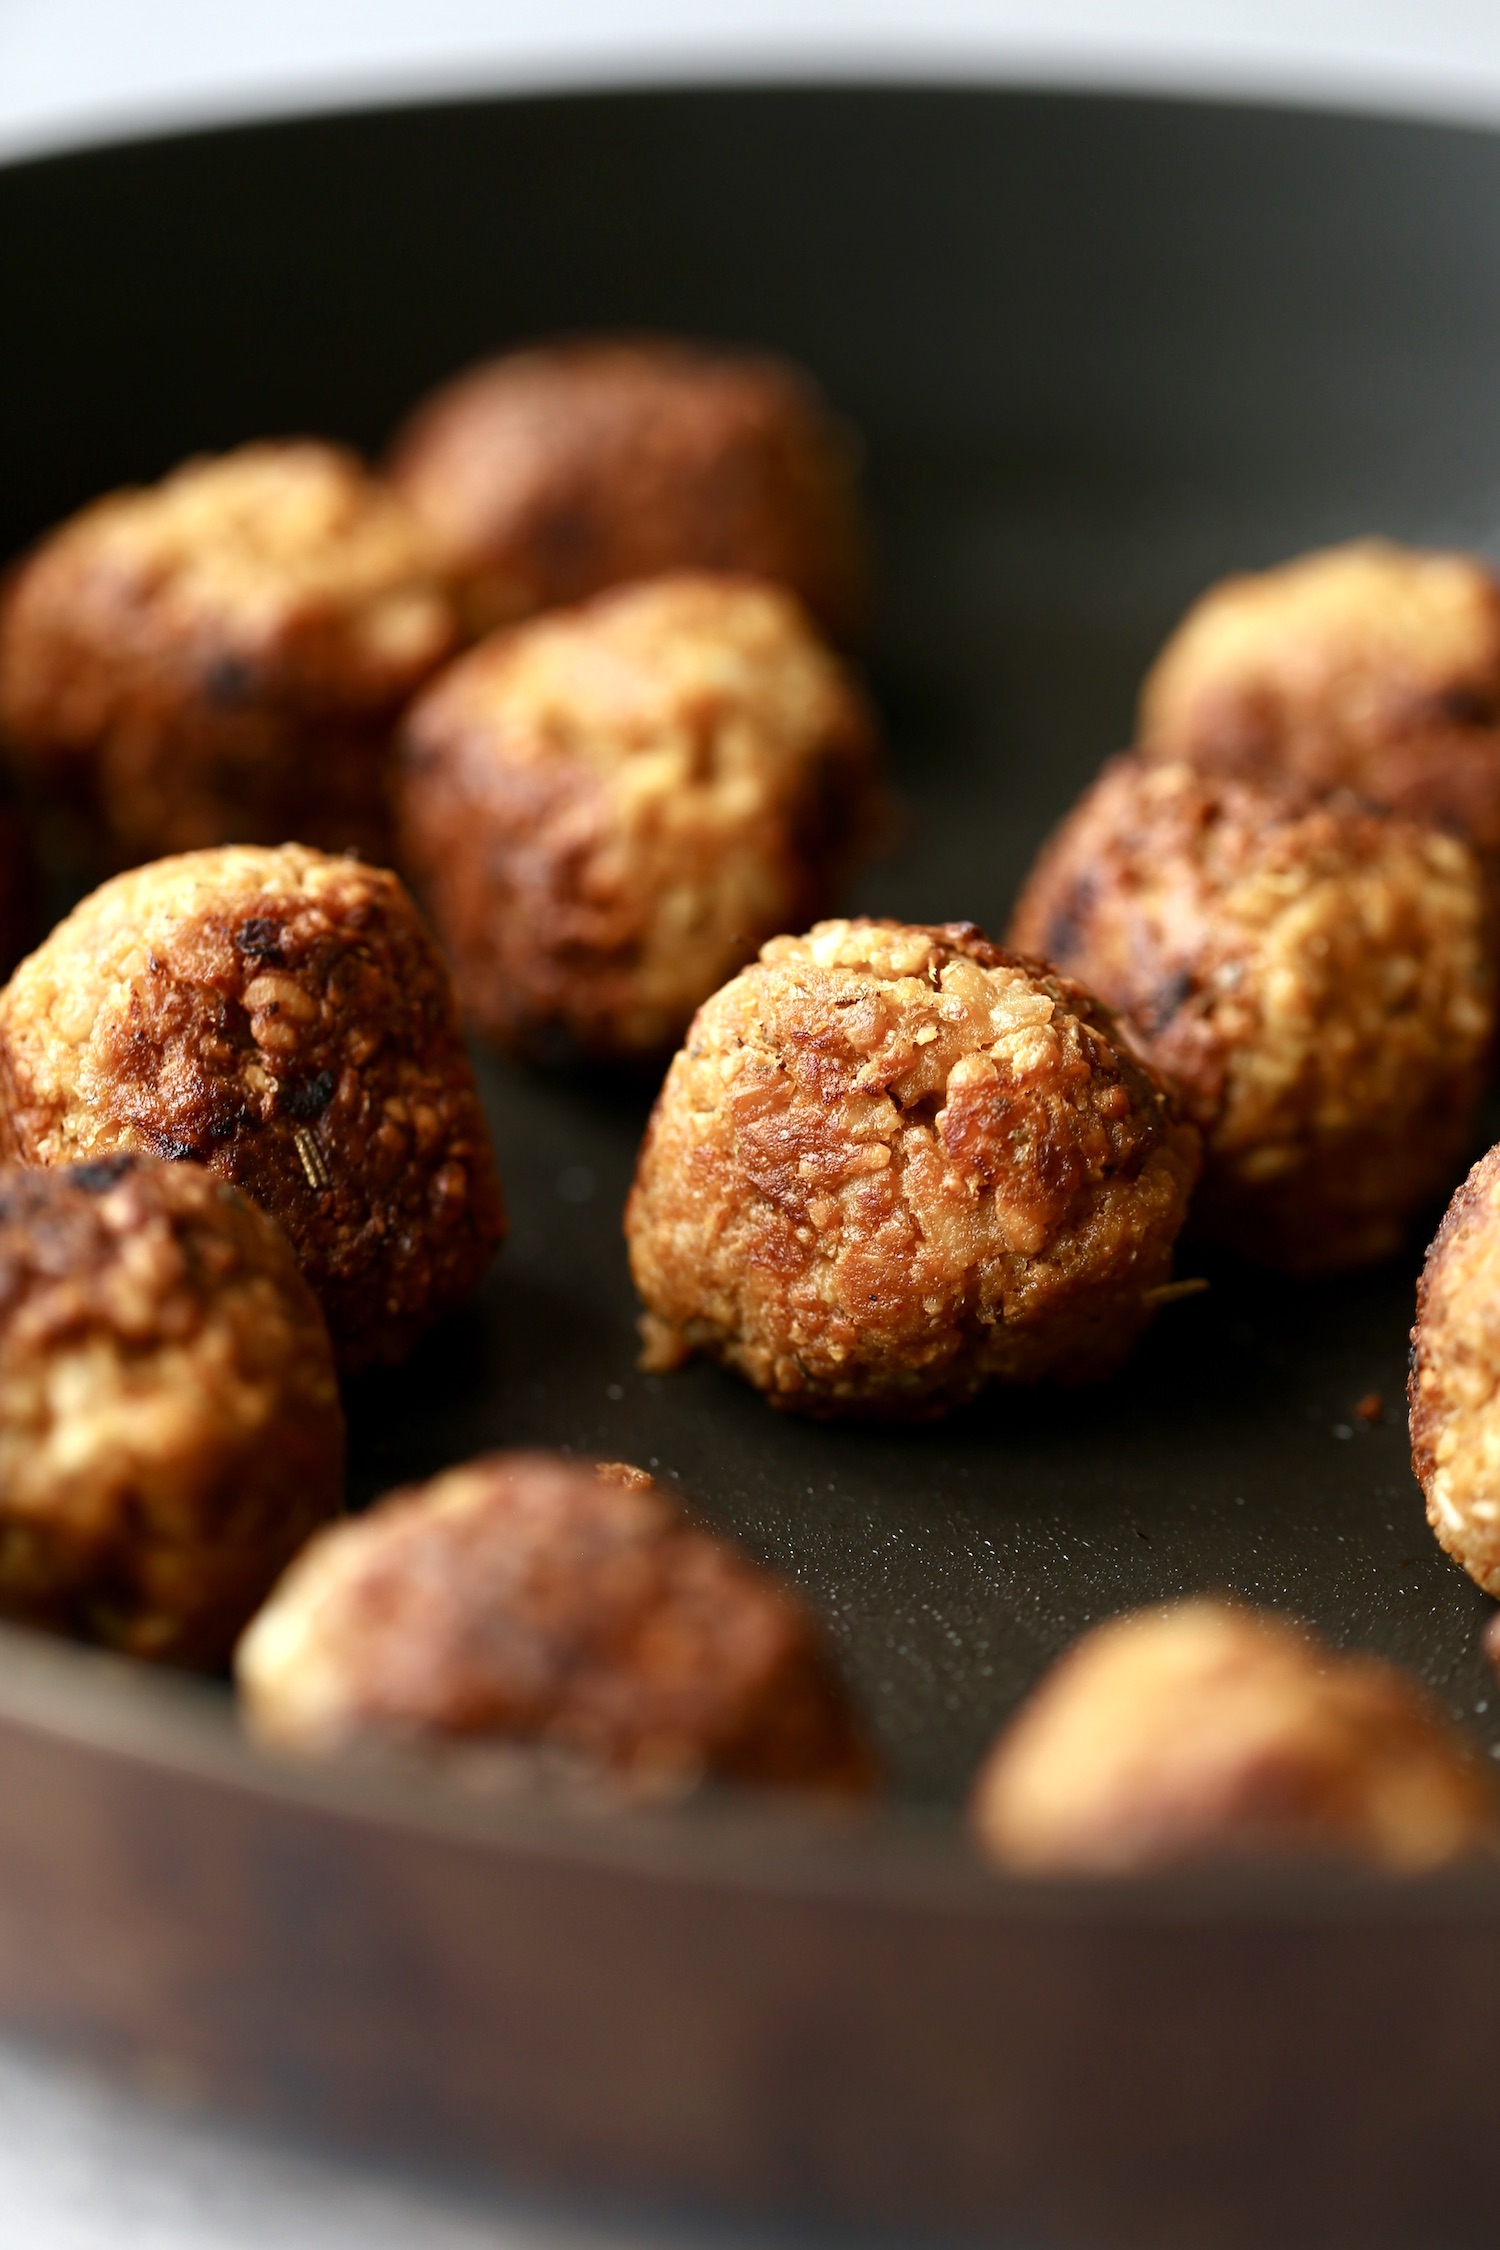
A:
1,2,1497,2243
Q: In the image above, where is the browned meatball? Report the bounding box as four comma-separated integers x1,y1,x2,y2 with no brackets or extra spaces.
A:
625,919,1201,1418
0,1154,342,1667
970,1599,1498,1876
1009,757,1493,1275
386,335,869,641
235,1451,877,1800
398,574,884,1061
0,442,459,870
0,844,504,1372
1138,540,1500,868
1409,1142,1500,1596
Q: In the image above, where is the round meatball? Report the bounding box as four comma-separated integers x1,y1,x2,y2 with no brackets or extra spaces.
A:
1407,1142,1500,1596
386,335,868,641
236,1451,877,1800
1138,539,1500,866
970,1599,1497,1876
0,844,504,1372
398,574,884,1061
0,1154,342,1667
625,919,1201,1418
1009,757,1493,1275
0,441,458,870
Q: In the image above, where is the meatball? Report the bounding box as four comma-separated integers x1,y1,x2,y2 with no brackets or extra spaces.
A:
1407,1142,1500,1596
1009,756,1493,1275
0,1154,342,1667
0,844,504,1372
625,919,1201,1418
235,1451,877,1800
970,1598,1497,1876
0,441,458,870
386,335,868,641
398,574,884,1061
1138,539,1500,868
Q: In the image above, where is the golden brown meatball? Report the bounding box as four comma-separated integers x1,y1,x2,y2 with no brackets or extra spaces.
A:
0,441,458,870
970,1599,1497,1876
0,844,504,1372
1138,540,1500,865
0,1154,342,1667
1408,1142,1500,1596
386,335,868,641
398,574,884,1061
1009,757,1493,1275
236,1451,877,1800
625,919,1201,1418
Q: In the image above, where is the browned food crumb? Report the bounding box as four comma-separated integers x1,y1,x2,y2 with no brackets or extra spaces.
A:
1138,539,1500,868
235,1450,878,1800
398,574,885,1060
1009,757,1493,1275
0,843,504,1372
0,1154,342,1667
624,918,1201,1418
1407,1143,1500,1596
386,335,869,640
970,1598,1498,1875
0,442,458,870
1354,1391,1384,1425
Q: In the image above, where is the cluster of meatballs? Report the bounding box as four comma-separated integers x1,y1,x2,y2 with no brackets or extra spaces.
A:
0,327,1498,1870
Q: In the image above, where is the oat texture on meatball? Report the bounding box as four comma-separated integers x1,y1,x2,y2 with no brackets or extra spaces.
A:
398,574,884,1061
625,919,1201,1417
0,442,458,870
1009,757,1493,1275
1138,540,1500,865
0,1155,342,1666
1408,1142,1500,1597
970,1598,1497,1875
0,844,504,1371
386,335,868,640
236,1450,877,1799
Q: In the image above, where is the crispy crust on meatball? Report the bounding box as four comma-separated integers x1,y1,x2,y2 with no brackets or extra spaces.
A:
0,844,504,1372
0,1155,342,1667
386,335,869,641
0,442,458,869
625,919,1201,1418
1138,540,1500,861
1009,757,1493,1275
970,1599,1498,1875
1408,1142,1500,1596
398,574,885,1060
236,1450,877,1800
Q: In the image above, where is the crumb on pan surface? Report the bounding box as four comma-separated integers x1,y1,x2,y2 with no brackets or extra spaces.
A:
1008,756,1493,1275
1138,539,1500,860
1409,1141,1500,1597
624,918,1201,1418
0,1154,342,1667
236,1449,878,1800
0,843,504,1372
0,441,458,867
398,573,884,1060
970,1597,1498,1875
386,334,869,640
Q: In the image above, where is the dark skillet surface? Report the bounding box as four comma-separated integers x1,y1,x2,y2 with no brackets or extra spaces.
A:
3,83,1500,1814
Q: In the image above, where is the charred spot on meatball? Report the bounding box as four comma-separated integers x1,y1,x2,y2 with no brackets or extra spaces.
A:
0,441,459,871
0,1155,343,1667
0,843,505,1372
1009,756,1494,1276
386,335,869,642
625,918,1201,1418
970,1598,1498,1875
236,1450,877,1801
398,574,885,1062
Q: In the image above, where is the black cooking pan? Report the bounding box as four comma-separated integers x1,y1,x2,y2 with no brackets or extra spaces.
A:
1,81,1499,2250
